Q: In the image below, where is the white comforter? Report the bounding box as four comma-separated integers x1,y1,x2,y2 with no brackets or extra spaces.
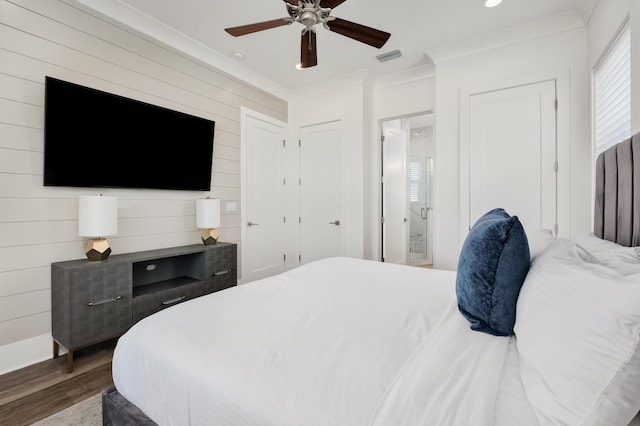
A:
112,257,520,425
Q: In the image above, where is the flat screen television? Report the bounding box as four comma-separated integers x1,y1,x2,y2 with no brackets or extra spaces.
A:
44,76,215,191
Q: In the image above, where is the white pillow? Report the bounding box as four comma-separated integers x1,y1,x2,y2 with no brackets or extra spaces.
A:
575,232,640,275
515,239,640,426
527,228,556,261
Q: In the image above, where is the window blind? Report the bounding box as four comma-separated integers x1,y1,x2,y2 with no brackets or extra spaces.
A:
594,24,631,156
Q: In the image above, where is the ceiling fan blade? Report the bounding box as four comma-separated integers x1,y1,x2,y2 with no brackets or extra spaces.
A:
225,18,291,37
327,17,390,49
320,0,348,8
300,31,318,68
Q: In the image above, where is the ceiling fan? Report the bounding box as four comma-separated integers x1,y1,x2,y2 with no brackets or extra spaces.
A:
224,0,391,69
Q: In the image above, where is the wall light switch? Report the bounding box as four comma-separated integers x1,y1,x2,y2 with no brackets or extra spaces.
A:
226,202,237,212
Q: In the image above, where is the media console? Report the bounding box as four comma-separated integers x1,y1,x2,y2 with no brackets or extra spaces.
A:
51,242,237,372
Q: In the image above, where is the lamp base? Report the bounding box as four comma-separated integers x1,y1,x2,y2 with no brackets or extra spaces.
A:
84,238,112,261
201,228,219,245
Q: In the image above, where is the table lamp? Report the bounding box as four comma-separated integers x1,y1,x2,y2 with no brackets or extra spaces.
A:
196,197,221,245
78,195,118,261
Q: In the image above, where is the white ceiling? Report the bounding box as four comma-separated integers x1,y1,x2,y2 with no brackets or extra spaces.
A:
69,0,596,95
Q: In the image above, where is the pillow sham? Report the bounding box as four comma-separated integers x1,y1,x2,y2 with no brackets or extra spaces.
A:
527,228,556,261
456,208,530,336
575,232,640,275
515,239,640,426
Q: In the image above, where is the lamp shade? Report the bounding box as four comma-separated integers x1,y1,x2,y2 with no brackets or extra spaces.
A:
78,195,118,237
196,198,221,229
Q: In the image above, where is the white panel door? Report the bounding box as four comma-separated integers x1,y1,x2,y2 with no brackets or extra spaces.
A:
469,80,557,234
299,120,346,264
243,112,286,282
381,119,408,264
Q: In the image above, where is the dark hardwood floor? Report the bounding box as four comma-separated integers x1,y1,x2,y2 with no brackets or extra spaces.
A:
0,338,116,426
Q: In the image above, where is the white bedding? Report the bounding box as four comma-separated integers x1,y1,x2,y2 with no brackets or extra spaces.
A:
113,257,534,425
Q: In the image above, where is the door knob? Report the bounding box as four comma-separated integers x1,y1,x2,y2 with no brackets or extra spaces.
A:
247,221,259,226
329,220,341,225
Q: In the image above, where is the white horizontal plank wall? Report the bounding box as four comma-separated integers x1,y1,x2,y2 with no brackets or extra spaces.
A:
0,0,287,374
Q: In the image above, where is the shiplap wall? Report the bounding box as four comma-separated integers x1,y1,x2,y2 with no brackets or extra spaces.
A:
0,0,287,373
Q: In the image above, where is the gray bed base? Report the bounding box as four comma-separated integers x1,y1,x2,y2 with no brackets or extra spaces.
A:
102,386,157,425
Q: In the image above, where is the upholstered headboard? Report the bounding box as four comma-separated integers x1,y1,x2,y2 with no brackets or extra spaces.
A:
594,133,640,247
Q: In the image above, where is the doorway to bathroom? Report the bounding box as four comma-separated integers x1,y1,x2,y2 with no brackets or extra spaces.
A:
381,112,434,267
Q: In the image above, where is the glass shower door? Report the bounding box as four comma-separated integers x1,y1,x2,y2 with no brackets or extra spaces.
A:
409,156,432,265
381,111,434,267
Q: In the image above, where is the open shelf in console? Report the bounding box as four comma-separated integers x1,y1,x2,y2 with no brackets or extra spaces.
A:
132,252,204,298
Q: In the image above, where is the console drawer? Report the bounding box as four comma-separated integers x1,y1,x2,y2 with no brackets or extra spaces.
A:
132,280,207,323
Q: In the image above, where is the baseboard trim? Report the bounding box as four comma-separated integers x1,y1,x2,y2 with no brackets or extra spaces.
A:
0,334,52,375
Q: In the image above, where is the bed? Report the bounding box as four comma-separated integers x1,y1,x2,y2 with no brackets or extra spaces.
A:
103,134,640,426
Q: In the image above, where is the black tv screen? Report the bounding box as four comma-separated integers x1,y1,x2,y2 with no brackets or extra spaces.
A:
44,76,215,191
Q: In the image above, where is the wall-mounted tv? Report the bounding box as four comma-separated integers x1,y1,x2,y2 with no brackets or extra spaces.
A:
44,76,215,191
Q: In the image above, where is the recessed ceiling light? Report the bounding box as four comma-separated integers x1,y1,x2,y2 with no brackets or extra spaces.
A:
483,0,502,7
295,63,303,70
232,51,245,61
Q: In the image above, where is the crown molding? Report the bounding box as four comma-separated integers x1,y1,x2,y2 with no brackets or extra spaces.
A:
424,10,586,65
63,0,292,101
373,64,436,91
574,0,599,25
288,69,371,102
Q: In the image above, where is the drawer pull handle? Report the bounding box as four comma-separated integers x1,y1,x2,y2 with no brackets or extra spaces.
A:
213,269,232,277
88,295,123,306
162,295,186,306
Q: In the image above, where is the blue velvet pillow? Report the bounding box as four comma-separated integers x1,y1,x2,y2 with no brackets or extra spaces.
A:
456,208,530,336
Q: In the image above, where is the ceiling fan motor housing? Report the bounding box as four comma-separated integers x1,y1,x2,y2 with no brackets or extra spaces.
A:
225,0,390,68
287,0,333,29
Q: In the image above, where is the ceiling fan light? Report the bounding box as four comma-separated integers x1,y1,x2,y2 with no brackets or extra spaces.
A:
483,0,502,7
